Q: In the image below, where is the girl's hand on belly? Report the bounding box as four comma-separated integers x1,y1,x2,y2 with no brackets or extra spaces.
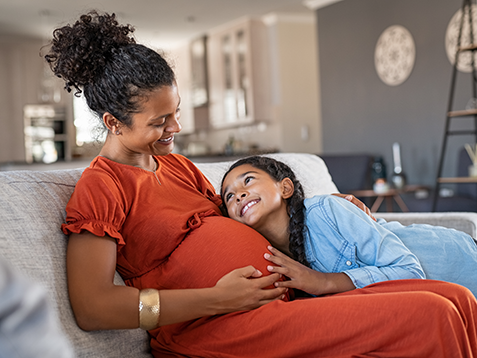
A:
212,265,287,314
265,246,355,296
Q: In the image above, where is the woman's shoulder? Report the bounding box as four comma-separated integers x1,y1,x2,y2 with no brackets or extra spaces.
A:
81,156,120,178
75,156,125,193
157,153,207,179
68,157,131,213
158,153,194,167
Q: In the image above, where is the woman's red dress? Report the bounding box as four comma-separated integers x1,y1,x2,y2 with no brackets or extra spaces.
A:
62,154,477,357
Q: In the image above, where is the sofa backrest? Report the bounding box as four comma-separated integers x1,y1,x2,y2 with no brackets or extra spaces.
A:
0,153,336,357
195,153,338,196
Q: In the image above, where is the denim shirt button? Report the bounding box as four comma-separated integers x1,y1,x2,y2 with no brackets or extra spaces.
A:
346,260,352,266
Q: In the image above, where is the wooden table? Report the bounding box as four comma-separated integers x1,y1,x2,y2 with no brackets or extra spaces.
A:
350,185,429,213
437,177,477,183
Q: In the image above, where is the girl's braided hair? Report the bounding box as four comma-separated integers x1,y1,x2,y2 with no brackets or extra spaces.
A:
221,156,310,267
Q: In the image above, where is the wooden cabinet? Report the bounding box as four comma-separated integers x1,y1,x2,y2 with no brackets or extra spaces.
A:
206,18,271,128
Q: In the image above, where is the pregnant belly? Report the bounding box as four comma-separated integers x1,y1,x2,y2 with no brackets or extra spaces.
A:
145,216,275,290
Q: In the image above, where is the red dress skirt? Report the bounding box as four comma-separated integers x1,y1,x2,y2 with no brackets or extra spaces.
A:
143,216,477,358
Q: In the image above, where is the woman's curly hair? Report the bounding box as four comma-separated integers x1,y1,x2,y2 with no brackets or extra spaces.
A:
44,10,175,130
221,156,310,267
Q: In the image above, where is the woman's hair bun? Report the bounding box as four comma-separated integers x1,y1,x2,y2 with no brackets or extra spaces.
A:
45,10,136,93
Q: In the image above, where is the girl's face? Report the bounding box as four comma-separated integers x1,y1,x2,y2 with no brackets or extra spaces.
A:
221,164,291,232
119,84,182,157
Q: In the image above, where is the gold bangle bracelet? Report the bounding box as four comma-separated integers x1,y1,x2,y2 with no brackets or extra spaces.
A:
139,288,160,330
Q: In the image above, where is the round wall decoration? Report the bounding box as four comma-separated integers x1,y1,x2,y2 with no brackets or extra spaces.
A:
445,4,477,73
374,25,416,86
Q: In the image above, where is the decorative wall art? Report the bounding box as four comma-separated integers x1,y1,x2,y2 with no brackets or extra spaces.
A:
445,4,477,73
374,25,416,86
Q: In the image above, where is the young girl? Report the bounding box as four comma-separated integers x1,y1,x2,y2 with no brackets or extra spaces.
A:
221,155,477,297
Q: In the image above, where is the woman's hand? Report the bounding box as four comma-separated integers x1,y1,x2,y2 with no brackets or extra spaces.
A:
332,193,376,221
264,246,355,296
212,266,288,314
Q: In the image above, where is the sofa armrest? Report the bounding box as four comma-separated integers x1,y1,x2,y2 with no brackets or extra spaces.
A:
375,212,477,238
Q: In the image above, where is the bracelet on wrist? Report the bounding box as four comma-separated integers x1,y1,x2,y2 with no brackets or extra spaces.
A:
139,288,160,330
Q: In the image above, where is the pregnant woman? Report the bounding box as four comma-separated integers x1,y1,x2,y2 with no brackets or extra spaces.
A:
49,10,477,357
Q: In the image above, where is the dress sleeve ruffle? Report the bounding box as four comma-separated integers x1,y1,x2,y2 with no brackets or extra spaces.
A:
61,165,128,248
61,219,126,247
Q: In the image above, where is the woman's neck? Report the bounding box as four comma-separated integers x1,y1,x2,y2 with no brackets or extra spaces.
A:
99,140,155,171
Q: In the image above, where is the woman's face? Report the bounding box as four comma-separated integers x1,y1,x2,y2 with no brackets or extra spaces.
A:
221,164,288,231
120,84,182,157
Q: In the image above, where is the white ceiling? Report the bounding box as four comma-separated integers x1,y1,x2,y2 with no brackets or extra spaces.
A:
0,0,338,49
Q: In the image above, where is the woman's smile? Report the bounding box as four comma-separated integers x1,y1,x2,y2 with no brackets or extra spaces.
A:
157,135,174,145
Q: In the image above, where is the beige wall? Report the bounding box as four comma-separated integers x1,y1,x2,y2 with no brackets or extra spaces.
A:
265,13,322,154
0,37,41,162
166,43,195,136
0,36,71,163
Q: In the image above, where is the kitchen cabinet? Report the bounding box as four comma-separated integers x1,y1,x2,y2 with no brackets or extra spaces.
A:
206,18,271,128
23,104,71,163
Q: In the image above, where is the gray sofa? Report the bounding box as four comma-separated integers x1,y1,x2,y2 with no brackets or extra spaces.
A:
1,152,476,357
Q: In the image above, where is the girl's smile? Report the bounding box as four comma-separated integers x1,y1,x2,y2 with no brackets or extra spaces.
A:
241,198,260,217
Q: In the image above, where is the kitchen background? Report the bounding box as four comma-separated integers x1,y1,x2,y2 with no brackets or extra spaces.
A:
0,0,472,197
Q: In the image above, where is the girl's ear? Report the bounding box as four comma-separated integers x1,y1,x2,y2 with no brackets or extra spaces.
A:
280,178,295,199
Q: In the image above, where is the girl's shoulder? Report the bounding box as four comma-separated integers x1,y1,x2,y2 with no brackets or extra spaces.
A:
305,194,356,205
304,195,357,220
304,194,339,208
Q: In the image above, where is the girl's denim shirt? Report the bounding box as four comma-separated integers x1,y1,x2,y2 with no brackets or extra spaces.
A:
303,195,425,288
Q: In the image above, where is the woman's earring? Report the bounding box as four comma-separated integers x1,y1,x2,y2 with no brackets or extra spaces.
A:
115,130,120,135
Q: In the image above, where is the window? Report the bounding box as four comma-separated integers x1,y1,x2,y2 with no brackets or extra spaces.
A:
73,95,105,145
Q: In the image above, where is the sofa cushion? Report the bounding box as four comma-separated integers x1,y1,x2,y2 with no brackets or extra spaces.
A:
0,169,152,358
376,212,477,238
